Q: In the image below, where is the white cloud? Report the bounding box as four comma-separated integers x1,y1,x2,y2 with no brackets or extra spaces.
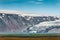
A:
37,0,44,1
29,1,43,5
29,1,35,3
35,2,42,4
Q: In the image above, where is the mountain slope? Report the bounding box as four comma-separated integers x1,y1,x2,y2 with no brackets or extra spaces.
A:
0,10,59,34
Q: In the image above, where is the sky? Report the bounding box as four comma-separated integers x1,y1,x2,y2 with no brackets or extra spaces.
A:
0,0,60,15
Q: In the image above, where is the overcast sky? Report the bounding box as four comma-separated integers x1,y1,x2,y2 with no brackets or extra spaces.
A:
0,0,60,15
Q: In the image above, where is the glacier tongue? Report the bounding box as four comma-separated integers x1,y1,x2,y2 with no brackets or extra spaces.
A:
25,20,60,33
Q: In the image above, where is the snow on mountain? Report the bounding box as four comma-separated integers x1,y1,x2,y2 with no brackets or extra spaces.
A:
0,10,59,34
48,28,60,33
35,20,60,27
0,10,57,16
0,10,35,16
25,20,60,33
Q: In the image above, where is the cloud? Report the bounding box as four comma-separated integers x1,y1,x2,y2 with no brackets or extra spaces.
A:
28,0,43,5
37,0,44,1
29,1,35,3
35,2,43,4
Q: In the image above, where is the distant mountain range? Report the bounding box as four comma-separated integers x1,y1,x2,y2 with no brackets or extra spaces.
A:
0,10,59,34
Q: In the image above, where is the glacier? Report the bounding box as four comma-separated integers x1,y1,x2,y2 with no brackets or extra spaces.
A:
25,20,60,33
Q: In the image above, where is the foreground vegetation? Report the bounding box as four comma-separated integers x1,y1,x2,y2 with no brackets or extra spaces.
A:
0,33,60,37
